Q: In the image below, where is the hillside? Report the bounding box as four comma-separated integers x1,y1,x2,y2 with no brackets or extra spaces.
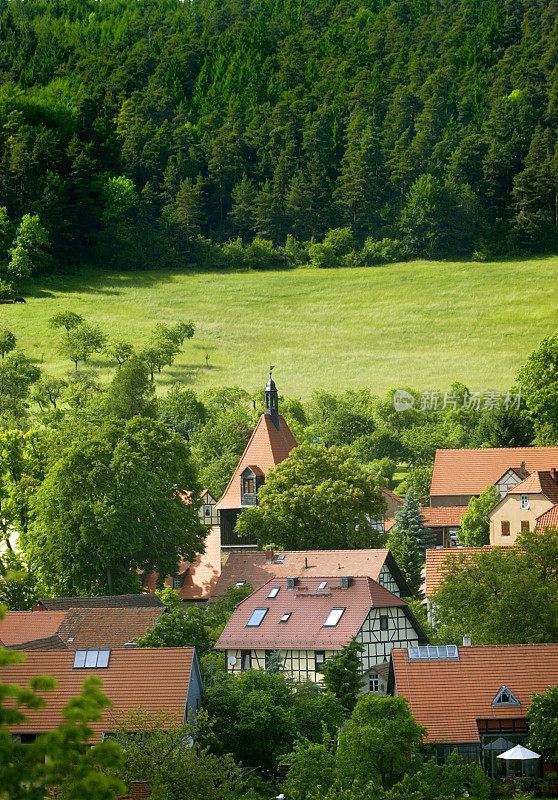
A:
4,256,557,397
0,0,556,289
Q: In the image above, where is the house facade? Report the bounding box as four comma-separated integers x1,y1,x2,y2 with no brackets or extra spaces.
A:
488,470,558,545
389,643,558,776
215,375,298,549
216,576,428,694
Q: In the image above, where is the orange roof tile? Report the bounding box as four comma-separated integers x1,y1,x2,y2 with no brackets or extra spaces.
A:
216,575,414,650
56,608,165,649
392,644,558,743
424,547,503,597
430,448,558,497
382,489,403,503
537,504,558,531
1,608,165,650
212,549,407,597
215,413,297,510
143,526,222,601
507,471,558,504
0,611,67,646
419,507,469,527
1,648,196,742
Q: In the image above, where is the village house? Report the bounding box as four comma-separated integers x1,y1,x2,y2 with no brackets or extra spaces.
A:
389,643,558,777
0,606,166,651
537,504,558,532
211,548,411,598
215,374,298,549
216,575,428,694
488,470,558,545
2,647,203,743
34,594,165,611
430,447,558,507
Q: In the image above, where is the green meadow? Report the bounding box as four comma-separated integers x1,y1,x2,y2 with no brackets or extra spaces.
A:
4,257,557,398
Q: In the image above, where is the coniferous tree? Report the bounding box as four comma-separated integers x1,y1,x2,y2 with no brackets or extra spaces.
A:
322,638,364,714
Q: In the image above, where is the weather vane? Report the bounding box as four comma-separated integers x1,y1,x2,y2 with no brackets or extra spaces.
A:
269,365,275,379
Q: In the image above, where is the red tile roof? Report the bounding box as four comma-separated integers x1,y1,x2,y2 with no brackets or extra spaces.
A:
1,608,165,650
36,595,164,611
430,448,558,497
382,489,403,503
392,644,558,743
0,611,67,646
1,648,196,742
507,471,558,504
424,547,502,597
211,549,403,597
215,413,297,510
419,507,469,527
537,504,558,531
143,526,221,601
216,575,409,650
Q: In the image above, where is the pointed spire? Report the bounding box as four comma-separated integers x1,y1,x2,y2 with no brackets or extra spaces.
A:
265,366,279,429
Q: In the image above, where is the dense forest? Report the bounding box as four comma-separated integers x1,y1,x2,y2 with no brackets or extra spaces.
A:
0,0,556,285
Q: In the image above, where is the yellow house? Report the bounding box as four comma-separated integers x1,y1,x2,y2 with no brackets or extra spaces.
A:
488,470,558,545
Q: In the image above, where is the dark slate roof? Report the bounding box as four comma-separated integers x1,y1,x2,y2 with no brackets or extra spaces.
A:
36,594,165,611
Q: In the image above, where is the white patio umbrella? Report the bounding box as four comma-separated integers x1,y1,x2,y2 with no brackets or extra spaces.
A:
497,744,541,778
497,745,541,761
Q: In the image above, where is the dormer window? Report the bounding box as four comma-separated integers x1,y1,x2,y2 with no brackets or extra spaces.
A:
240,466,262,507
492,686,520,707
521,495,529,510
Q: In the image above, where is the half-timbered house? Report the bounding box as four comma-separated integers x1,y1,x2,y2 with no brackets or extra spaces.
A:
215,575,428,694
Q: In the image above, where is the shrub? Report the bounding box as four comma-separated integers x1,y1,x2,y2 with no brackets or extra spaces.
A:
0,278,14,300
245,237,287,270
360,237,407,266
308,227,354,268
219,237,247,269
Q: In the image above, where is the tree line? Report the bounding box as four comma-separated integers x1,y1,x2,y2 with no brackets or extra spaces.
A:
0,0,555,290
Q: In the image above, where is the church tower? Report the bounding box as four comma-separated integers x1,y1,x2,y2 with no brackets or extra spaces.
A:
215,372,298,548
265,368,279,429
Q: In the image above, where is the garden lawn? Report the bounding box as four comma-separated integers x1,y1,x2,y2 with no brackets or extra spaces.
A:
3,256,557,399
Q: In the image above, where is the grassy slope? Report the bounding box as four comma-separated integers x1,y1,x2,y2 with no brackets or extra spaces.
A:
3,257,557,398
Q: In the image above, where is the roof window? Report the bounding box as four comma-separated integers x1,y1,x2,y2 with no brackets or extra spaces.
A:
246,608,268,627
408,645,459,661
73,649,111,669
275,554,285,563
324,608,345,627
318,581,328,590
280,612,291,623
492,686,520,707
267,586,280,598
235,580,246,587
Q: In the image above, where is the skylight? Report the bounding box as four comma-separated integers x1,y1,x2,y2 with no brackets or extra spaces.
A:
235,580,246,587
318,581,328,590
280,612,292,623
324,608,345,627
408,645,459,661
275,554,286,563
267,586,281,598
246,608,268,627
73,649,111,669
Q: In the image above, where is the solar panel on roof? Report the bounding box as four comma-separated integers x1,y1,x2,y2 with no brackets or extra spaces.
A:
408,645,459,661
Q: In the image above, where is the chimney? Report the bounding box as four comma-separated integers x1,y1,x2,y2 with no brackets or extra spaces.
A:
551,468,558,482
462,635,472,647
287,577,298,590
130,781,151,799
520,460,526,476
421,496,428,507
340,576,353,589
265,546,274,562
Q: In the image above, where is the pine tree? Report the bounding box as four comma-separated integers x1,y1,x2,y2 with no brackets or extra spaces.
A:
229,173,256,239
394,488,433,558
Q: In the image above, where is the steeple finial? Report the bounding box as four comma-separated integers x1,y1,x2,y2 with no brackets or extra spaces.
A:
265,369,279,429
